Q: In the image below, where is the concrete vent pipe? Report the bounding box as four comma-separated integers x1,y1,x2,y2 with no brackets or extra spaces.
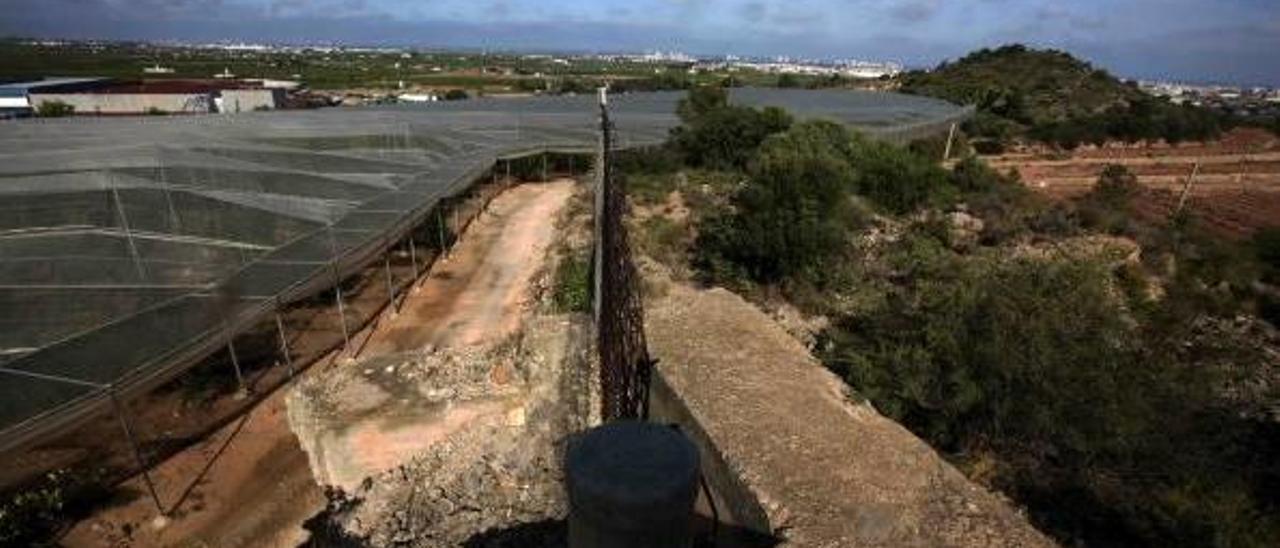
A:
566,421,700,548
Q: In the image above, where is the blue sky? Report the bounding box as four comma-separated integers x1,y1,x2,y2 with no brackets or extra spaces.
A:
5,0,1279,85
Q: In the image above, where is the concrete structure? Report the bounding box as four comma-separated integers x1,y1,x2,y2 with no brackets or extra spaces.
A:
33,89,214,114
644,278,1054,547
27,80,282,115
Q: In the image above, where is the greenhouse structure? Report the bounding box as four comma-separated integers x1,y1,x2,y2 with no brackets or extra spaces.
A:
0,89,970,493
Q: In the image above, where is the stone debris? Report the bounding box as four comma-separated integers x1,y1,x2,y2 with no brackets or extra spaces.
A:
296,316,594,546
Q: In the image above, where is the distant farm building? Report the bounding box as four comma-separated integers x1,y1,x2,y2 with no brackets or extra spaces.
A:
8,78,286,115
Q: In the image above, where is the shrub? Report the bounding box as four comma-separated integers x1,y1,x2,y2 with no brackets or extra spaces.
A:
821,252,1277,546
849,135,955,214
35,100,74,117
671,104,792,171
442,89,469,101
551,253,590,313
696,120,862,285
1077,164,1142,234
1253,227,1280,284
1,467,113,547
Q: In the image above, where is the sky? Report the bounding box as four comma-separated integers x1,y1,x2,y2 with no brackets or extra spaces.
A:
4,0,1279,85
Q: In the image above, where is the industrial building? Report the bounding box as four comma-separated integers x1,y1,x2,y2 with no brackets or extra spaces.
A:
1,77,285,116
0,77,111,117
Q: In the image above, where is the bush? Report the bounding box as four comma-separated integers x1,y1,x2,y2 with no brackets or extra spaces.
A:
35,100,74,117
1,467,113,547
442,89,469,101
821,252,1278,546
850,135,955,214
1077,164,1142,234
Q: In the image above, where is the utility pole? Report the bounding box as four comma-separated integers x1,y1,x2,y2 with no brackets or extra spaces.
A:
1176,160,1201,215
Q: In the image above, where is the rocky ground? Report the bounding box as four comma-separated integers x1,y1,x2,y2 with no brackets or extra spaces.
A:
301,315,594,547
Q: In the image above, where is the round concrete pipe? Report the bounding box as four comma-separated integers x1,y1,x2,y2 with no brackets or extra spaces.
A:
566,421,700,548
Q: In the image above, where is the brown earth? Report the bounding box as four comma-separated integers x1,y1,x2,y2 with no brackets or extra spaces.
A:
986,128,1280,238
59,180,575,547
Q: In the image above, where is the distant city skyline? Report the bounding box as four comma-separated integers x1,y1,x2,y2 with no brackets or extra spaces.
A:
4,0,1278,86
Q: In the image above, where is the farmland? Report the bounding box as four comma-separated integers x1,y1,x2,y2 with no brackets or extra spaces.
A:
987,128,1280,238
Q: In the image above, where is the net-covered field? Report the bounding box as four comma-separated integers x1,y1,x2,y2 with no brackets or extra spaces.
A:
0,89,967,451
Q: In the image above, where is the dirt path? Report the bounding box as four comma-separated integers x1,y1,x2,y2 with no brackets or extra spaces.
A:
60,180,575,547
364,180,574,353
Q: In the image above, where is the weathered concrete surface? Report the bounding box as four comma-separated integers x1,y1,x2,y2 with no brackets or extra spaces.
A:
644,280,1055,548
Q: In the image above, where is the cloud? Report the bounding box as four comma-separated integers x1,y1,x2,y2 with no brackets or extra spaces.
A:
739,1,766,23
889,0,942,22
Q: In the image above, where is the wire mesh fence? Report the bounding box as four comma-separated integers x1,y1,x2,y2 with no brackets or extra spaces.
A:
0,89,970,502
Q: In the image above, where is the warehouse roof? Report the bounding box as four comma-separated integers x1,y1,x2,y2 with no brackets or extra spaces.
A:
0,77,111,97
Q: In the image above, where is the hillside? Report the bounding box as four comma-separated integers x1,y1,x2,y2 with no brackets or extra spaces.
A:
899,44,1141,125
899,45,1223,150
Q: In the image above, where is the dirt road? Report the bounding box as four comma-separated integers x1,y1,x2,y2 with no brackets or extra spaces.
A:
60,180,575,547
365,180,574,353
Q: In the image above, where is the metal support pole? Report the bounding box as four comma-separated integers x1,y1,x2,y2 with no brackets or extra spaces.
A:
110,387,164,516
275,309,294,378
408,235,420,279
506,158,511,181
383,252,396,313
332,268,351,351
327,227,351,351
436,207,448,257
452,206,461,247
226,338,246,391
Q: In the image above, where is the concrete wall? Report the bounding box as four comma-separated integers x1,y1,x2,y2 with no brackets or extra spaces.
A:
30,93,214,114
644,279,1056,547
219,89,283,112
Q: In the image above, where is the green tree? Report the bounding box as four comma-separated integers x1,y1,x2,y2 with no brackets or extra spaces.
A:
671,101,792,170
676,84,728,123
696,120,861,284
